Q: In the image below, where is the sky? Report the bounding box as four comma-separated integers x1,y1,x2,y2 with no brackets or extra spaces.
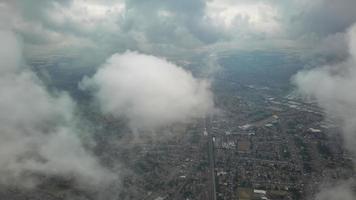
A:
1,0,356,199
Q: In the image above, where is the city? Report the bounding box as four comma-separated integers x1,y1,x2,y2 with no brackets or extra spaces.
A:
1,1,356,200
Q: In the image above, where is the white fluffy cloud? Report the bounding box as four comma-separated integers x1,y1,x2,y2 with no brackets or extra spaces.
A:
0,30,114,188
81,51,214,130
294,24,356,154
293,22,356,200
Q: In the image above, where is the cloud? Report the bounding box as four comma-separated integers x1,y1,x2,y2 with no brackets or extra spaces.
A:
0,29,114,188
293,24,356,155
293,25,356,200
313,32,349,60
315,181,355,200
0,30,22,73
205,0,282,37
4,0,356,63
293,0,356,37
80,51,214,130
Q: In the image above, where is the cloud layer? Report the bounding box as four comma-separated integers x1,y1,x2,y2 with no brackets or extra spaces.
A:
294,23,356,200
294,24,356,154
1,0,355,63
0,30,114,188
315,181,355,200
81,51,214,130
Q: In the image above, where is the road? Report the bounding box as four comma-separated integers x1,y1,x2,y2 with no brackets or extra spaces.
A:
205,117,217,200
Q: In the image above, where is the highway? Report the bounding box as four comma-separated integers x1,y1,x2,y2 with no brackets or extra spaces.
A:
205,117,217,200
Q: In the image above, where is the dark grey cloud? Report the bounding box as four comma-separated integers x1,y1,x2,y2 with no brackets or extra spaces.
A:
2,0,355,63
295,0,356,36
